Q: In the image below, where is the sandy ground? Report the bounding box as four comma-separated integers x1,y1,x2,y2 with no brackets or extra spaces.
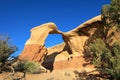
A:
0,69,76,80
26,69,76,80
0,68,98,80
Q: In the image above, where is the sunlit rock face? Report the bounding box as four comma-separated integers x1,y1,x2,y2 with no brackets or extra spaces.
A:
19,44,47,62
19,15,105,71
19,22,62,62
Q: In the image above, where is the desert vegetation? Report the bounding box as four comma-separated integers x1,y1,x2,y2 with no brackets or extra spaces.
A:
0,35,46,80
86,39,120,80
0,35,17,73
101,0,120,30
83,0,120,79
0,0,120,80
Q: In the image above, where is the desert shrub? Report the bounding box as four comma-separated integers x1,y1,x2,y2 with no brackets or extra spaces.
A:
14,61,46,74
0,36,17,62
13,61,25,72
0,35,17,72
87,38,120,80
87,38,112,68
101,0,120,30
74,70,101,80
107,42,120,80
23,61,40,73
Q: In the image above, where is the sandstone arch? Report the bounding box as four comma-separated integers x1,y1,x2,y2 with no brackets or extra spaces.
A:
25,22,63,45
19,15,102,62
61,15,101,57
19,22,63,62
19,15,105,70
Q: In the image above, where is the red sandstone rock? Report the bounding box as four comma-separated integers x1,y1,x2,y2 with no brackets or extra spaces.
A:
19,44,47,62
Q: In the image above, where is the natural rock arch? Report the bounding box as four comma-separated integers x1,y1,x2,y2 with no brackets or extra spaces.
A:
19,22,63,62
19,15,105,70
25,22,63,45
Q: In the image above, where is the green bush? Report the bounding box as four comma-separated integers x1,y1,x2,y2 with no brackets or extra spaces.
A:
87,38,120,79
0,35,17,72
107,42,120,79
14,61,45,74
87,38,111,68
101,0,120,30
0,35,17,63
23,61,40,73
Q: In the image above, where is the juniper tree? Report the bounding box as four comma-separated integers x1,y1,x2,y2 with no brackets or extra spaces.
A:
0,35,17,72
101,0,120,30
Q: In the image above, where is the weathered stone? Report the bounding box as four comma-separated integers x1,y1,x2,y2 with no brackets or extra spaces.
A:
19,44,47,62
25,22,62,45
19,15,105,71
19,22,62,62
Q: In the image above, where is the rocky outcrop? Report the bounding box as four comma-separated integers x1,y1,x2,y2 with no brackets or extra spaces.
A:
19,44,46,62
61,15,102,56
19,23,62,62
25,22,62,45
19,15,105,70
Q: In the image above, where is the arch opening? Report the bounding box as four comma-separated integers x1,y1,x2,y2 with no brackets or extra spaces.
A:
45,34,64,48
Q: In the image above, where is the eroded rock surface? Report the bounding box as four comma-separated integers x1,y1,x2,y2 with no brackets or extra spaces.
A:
19,15,105,70
19,22,62,62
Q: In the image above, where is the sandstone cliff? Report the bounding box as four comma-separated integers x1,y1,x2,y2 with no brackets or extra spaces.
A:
19,15,108,71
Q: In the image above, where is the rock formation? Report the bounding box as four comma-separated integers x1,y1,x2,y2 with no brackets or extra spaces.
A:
19,23,62,62
19,15,106,71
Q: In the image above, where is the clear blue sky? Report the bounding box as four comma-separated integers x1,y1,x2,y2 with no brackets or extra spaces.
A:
0,0,110,57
